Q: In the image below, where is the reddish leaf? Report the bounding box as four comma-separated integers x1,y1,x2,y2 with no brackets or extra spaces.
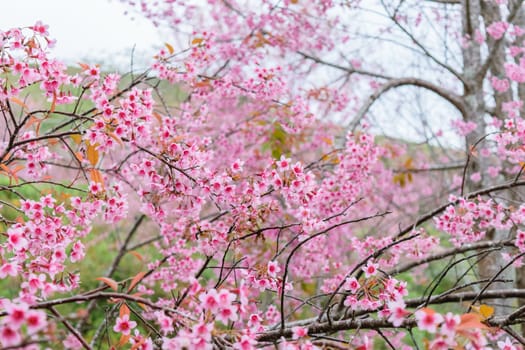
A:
131,338,147,350
456,313,488,331
78,62,90,71
128,250,144,262
89,169,104,187
70,134,82,144
479,304,495,319
9,97,28,110
153,111,163,126
165,42,174,54
96,277,118,291
127,271,146,293
119,303,130,318
108,132,123,146
191,38,204,45
86,143,99,166
49,91,57,114
118,334,131,347
0,164,21,184
74,152,84,162
25,116,40,129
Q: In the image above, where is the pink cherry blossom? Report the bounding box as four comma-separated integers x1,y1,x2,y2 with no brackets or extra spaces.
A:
440,312,460,338
292,326,308,339
491,77,510,92
487,21,510,39
234,335,256,350
5,302,28,328
387,299,410,327
0,2,524,348
216,305,238,324
267,260,281,278
498,337,517,350
414,309,444,333
0,325,21,347
25,310,47,334
113,314,137,335
362,262,379,278
344,277,361,293
0,263,18,278
199,289,220,313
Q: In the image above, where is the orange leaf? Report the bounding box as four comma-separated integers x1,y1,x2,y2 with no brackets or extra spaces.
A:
192,38,204,45
86,143,99,166
419,307,436,315
131,338,147,350
153,111,163,126
49,91,57,114
118,334,131,347
12,165,24,174
78,63,90,71
127,271,146,293
70,134,82,144
194,80,210,88
471,304,495,321
321,137,333,146
74,152,84,162
479,304,494,319
35,119,42,136
89,169,104,187
108,132,123,146
76,308,89,318
25,116,40,129
403,157,414,169
0,164,20,184
119,303,130,318
128,250,144,262
9,97,28,110
96,277,118,291
456,313,488,331
165,42,174,54
24,115,45,136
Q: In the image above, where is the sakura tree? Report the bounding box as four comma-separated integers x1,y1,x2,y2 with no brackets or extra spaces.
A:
2,0,525,349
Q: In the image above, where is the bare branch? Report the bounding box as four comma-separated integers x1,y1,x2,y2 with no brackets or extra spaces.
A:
348,77,467,129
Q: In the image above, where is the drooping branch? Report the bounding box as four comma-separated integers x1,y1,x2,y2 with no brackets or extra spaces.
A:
347,77,467,129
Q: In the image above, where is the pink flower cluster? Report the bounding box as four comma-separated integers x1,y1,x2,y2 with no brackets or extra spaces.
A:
435,196,510,246
0,302,47,348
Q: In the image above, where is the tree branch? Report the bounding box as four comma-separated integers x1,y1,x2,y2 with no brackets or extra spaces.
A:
347,77,467,129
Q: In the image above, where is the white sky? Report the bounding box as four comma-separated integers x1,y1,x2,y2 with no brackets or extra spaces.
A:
0,0,165,69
